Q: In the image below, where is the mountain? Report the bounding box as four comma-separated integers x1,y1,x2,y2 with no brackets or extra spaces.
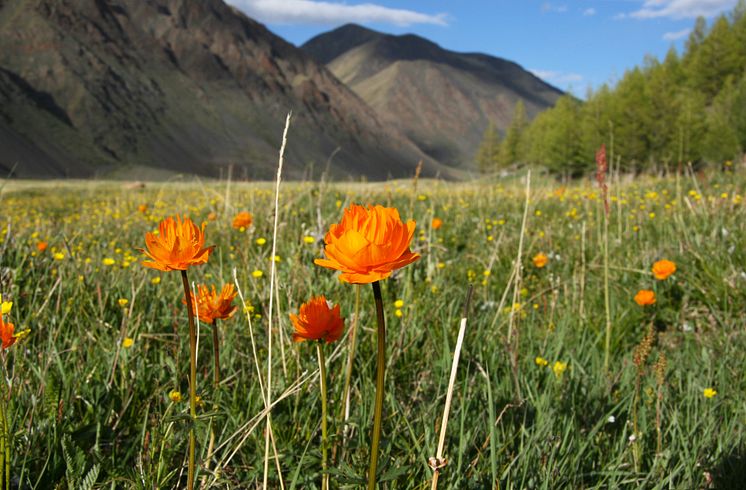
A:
302,24,564,166
0,0,455,180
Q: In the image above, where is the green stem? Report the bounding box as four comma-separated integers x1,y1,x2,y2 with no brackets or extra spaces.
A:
3,400,8,490
367,281,386,490
181,270,197,490
0,399,6,490
632,373,641,472
603,212,612,372
317,343,329,490
212,320,221,388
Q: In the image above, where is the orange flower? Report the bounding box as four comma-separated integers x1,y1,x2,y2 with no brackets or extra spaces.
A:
652,259,676,280
185,284,238,325
290,296,344,343
232,211,253,230
634,289,656,306
314,204,420,284
0,310,17,350
139,216,214,271
138,204,148,213
36,241,48,252
431,217,443,230
532,253,549,268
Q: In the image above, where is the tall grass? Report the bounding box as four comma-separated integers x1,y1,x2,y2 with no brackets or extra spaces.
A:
0,170,744,488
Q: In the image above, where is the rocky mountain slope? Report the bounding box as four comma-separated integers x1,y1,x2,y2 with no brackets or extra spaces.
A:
0,0,453,179
303,24,563,166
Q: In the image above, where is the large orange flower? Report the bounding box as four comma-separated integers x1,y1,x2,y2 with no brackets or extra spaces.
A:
652,259,676,280
139,216,214,271
290,296,344,343
185,284,238,325
314,204,420,283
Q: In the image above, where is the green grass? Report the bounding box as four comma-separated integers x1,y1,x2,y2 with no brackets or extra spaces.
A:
0,172,744,489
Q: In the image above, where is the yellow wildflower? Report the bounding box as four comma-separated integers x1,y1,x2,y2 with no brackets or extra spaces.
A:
552,361,568,379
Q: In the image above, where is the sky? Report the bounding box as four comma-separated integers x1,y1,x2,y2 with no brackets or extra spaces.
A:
226,0,740,96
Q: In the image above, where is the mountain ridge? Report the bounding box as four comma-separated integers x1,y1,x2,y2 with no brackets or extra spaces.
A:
0,0,454,179
302,23,563,166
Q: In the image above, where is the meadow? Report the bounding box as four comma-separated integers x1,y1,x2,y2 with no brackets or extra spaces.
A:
0,169,745,489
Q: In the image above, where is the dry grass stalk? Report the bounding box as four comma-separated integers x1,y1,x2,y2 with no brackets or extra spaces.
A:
429,286,474,490
263,112,292,490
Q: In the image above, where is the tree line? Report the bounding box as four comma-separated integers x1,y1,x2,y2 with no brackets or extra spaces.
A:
477,1,746,176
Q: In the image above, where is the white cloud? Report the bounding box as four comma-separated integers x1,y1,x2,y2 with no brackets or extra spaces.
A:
229,0,448,26
629,0,737,19
663,27,692,40
542,3,568,13
530,69,583,85
583,8,597,16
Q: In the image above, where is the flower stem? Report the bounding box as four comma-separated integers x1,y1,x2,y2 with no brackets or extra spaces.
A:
603,211,612,372
317,343,329,490
368,281,386,490
181,270,197,490
0,398,8,490
212,320,221,388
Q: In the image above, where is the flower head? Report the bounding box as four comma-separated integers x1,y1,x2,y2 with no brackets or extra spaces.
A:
552,361,568,378
535,356,549,367
533,253,549,268
36,241,48,252
169,390,183,402
185,284,238,325
0,304,28,350
431,217,443,230
290,296,344,343
652,260,676,280
314,204,420,284
0,294,11,315
634,289,656,306
0,311,16,350
232,211,253,230
139,216,214,272
703,388,717,399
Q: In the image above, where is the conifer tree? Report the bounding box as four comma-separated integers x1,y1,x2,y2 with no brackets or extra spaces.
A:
703,78,742,162
497,100,527,168
475,122,501,173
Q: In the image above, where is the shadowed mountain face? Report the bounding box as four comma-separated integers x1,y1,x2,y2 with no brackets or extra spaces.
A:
0,1,454,179
303,24,564,167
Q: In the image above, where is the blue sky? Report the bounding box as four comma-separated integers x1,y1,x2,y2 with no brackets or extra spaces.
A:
227,1,739,96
